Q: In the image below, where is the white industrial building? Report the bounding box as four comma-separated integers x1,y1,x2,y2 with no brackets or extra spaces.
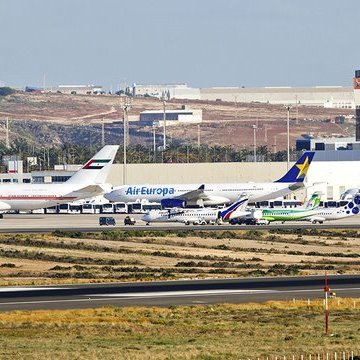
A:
54,85,104,95
133,84,200,100
200,86,355,109
133,83,355,109
139,106,202,126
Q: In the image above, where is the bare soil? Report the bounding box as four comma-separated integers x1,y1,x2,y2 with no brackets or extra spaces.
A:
0,92,354,150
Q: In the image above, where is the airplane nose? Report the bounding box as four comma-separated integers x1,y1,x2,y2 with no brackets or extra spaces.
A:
141,215,150,222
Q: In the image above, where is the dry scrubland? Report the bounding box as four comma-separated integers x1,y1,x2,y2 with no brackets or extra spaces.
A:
0,300,359,359
0,229,360,285
1,230,360,359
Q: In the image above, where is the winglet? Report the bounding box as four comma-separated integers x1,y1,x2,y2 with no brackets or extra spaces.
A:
275,151,315,183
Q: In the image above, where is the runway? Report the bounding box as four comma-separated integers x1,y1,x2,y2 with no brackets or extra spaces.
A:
1,275,360,311
0,213,360,233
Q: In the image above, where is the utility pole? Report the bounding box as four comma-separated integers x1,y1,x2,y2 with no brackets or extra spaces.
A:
162,98,167,149
264,124,268,143
89,126,92,149
152,125,156,161
273,135,277,153
122,97,131,185
253,124,257,162
285,105,291,170
197,124,201,148
5,117,9,149
101,118,105,147
234,95,238,120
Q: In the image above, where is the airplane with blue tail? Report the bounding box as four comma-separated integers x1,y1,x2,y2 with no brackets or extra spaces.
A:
141,196,256,225
306,193,360,224
106,151,315,207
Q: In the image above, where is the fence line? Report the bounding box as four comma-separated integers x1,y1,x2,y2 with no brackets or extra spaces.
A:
248,351,358,360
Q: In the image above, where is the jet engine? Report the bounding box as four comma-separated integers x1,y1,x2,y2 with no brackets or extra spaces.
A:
0,201,11,211
161,199,187,208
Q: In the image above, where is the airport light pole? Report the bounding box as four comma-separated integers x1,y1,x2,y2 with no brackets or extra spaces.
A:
253,124,257,162
122,97,131,185
162,99,167,149
285,105,291,171
153,124,156,162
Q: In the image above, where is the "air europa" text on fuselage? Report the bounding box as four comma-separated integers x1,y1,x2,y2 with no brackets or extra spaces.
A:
125,186,175,197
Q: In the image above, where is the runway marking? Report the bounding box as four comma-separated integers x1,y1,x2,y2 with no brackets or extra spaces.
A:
90,289,275,297
0,287,359,308
0,287,69,292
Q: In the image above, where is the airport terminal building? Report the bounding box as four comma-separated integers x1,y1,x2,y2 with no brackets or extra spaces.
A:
2,146,356,202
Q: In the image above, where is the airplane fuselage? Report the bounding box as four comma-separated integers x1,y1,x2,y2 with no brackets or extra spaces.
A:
262,207,319,222
306,206,357,223
107,182,302,205
0,183,93,210
142,208,220,224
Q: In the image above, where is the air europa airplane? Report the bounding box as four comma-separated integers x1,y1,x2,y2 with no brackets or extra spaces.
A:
0,145,118,211
105,151,315,207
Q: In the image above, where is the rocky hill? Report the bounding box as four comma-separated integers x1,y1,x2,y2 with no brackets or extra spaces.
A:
0,92,354,150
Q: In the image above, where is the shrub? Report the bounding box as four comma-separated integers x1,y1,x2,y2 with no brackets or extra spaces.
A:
0,263,16,268
0,87,15,96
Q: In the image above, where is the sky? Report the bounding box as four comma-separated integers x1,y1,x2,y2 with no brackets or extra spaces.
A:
1,0,359,90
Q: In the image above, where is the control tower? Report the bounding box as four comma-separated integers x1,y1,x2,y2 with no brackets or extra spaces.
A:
354,70,360,140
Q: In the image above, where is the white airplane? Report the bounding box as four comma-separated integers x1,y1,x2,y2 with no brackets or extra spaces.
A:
141,196,261,225
0,145,119,211
105,152,315,207
306,193,360,224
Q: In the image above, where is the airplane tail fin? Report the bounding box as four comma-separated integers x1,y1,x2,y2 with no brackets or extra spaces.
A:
344,193,360,214
220,196,249,220
275,151,315,183
305,192,321,209
66,145,119,185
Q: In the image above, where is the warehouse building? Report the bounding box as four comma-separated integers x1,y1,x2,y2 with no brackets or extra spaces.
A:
200,86,355,108
139,106,202,126
55,85,104,95
134,84,200,100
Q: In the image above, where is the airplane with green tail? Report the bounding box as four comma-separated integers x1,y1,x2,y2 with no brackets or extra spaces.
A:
261,193,321,223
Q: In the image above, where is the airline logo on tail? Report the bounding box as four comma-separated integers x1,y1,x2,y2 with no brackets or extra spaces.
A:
83,159,111,170
305,192,321,209
220,197,248,220
275,151,315,183
345,194,360,215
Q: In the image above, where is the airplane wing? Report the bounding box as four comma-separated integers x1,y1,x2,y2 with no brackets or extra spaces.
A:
66,185,106,199
173,184,205,201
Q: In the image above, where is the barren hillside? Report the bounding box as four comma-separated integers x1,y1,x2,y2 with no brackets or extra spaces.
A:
0,92,354,150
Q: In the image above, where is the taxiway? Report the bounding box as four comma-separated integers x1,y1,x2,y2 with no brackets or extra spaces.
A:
0,213,359,233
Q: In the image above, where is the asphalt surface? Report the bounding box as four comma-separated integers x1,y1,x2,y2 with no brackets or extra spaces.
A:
0,213,360,233
1,275,360,311
1,214,360,311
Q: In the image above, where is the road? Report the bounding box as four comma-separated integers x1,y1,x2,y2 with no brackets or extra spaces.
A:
0,213,360,233
0,275,359,311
